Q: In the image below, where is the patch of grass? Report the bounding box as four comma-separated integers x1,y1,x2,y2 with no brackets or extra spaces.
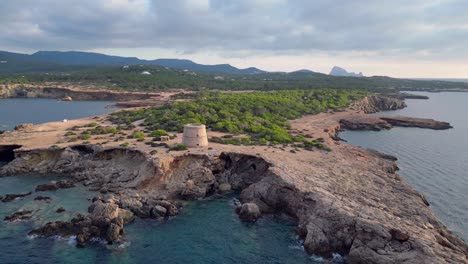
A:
169,144,188,151
120,142,129,147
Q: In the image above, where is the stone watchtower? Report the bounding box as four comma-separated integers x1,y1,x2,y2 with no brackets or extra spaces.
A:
182,124,208,147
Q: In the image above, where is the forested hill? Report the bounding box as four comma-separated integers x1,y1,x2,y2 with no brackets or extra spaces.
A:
1,50,467,92
0,50,265,75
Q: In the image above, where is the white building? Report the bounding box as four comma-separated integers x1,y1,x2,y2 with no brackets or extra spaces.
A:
141,71,151,75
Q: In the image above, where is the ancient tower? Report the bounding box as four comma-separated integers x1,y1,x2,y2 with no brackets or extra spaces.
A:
182,124,208,147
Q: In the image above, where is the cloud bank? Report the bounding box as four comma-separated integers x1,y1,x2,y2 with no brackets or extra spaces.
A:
1,0,467,76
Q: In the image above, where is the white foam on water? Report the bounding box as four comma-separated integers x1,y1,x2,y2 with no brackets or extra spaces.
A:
67,236,77,246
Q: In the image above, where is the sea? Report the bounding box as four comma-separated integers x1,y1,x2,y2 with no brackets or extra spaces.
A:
340,92,468,242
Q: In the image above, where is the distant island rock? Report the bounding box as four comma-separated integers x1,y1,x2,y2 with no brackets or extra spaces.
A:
329,66,363,77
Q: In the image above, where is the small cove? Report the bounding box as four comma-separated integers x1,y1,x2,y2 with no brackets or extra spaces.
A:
0,98,324,263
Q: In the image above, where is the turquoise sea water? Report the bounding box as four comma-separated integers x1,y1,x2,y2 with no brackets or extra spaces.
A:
0,98,115,131
0,99,323,263
340,92,468,242
0,181,317,264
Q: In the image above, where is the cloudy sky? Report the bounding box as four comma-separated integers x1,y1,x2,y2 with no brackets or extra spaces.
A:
1,0,467,77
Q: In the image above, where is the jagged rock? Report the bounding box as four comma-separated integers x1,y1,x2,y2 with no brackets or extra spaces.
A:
236,203,261,222
105,223,121,243
56,207,66,213
2,192,32,202
88,200,119,219
30,200,134,246
352,95,407,114
4,210,33,221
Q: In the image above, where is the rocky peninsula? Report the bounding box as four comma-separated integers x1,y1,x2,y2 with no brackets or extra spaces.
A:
0,95,467,263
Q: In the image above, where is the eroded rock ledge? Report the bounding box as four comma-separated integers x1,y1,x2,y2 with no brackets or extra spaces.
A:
339,115,453,131
0,145,467,263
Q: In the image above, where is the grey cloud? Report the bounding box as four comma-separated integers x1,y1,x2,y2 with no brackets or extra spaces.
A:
0,0,467,59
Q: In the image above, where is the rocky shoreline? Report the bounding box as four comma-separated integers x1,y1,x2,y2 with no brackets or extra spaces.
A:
0,95,467,263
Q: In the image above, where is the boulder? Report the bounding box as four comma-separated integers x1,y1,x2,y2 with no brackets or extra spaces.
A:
151,205,167,218
236,203,261,222
35,182,58,192
218,183,232,193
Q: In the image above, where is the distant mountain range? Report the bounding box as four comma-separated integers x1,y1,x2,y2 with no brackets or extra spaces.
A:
329,66,363,77
0,50,266,75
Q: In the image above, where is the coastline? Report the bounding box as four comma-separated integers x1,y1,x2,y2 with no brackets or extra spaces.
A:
0,95,467,263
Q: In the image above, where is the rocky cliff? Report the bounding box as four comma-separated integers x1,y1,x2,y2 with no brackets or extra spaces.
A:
351,95,407,114
1,144,467,263
0,84,157,101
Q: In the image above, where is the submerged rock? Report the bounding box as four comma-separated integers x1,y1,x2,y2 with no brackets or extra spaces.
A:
56,207,66,213
35,180,75,192
4,210,33,222
34,196,52,202
1,192,32,202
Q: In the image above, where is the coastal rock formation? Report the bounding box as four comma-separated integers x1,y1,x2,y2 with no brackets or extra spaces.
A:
380,116,453,130
0,84,157,101
339,115,453,131
2,145,466,263
29,199,134,246
1,192,32,202
4,210,33,222
351,95,407,114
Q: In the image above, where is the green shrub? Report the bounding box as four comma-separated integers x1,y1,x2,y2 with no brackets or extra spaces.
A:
120,142,129,147
149,129,168,138
86,122,99,127
169,144,188,151
131,131,145,140
80,134,91,140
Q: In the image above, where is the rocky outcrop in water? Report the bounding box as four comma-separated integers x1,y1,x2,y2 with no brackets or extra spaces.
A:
380,116,453,130
1,192,32,202
35,180,75,192
339,115,453,131
29,199,134,246
4,210,33,222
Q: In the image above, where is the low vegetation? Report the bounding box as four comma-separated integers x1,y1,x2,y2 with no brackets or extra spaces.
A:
109,89,364,148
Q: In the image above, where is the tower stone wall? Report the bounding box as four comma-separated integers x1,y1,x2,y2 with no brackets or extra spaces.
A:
182,124,208,147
